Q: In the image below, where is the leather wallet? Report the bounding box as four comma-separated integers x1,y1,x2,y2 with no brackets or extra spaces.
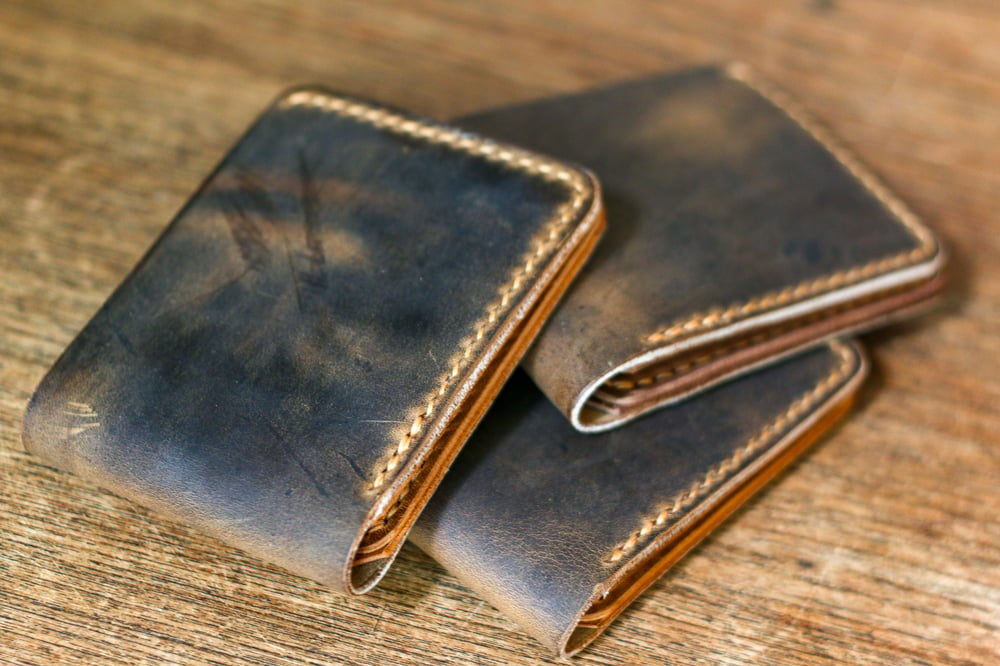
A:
457,65,945,432
412,340,867,656
21,87,604,593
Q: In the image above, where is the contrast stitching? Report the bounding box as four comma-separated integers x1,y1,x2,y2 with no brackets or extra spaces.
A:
280,91,589,492
643,64,938,347
604,341,854,564
608,284,894,393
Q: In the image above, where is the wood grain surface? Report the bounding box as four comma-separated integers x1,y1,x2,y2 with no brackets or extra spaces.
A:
1,1,997,663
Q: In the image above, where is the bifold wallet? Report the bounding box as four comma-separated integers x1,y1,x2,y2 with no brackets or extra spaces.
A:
22,88,604,593
458,65,945,432
412,340,867,656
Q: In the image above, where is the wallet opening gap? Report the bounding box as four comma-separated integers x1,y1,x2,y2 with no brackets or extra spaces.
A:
581,271,944,430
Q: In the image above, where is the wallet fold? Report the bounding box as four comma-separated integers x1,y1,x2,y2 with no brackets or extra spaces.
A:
412,340,867,656
457,65,944,432
22,87,604,594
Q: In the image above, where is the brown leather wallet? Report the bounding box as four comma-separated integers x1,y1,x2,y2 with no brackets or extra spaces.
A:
21,87,604,594
457,65,945,432
412,340,867,656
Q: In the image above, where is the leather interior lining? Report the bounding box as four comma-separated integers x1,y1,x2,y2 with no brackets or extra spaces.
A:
582,272,944,429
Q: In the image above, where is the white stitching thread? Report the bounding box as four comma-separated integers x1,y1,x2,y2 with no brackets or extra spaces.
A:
280,90,589,491
644,64,938,346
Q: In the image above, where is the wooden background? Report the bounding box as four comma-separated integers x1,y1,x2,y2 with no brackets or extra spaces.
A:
1,1,997,663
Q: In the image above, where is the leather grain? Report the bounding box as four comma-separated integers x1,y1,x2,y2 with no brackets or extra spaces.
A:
412,340,867,656
457,65,944,431
21,87,604,594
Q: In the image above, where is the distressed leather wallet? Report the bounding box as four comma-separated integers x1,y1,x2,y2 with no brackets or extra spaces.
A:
22,87,604,593
412,340,867,656
458,65,945,431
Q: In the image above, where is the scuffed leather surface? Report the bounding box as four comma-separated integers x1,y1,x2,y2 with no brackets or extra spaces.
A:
412,341,864,655
457,66,940,429
22,88,598,592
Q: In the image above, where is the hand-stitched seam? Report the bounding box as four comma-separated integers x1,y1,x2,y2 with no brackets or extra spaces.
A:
280,90,589,492
603,340,854,565
608,283,898,394
643,64,938,347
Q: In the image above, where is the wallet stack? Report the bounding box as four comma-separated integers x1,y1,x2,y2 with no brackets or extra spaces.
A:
22,65,946,657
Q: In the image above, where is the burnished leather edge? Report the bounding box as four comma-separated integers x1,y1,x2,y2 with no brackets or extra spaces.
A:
574,273,942,432
275,88,605,592
559,339,867,657
569,64,944,432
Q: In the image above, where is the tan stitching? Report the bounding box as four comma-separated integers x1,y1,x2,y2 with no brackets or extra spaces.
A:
281,90,589,492
604,341,854,565
610,325,791,391
609,283,898,393
643,64,938,347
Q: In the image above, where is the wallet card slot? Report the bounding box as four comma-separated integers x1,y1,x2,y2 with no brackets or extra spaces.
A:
582,271,944,429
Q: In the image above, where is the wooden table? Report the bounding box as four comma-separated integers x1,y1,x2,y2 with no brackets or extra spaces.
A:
2,2,997,663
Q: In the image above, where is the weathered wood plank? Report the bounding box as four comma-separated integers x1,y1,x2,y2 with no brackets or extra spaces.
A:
1,1,997,663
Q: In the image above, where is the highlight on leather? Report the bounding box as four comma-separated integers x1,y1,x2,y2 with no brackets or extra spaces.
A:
21,86,605,595
412,341,867,657
456,65,945,433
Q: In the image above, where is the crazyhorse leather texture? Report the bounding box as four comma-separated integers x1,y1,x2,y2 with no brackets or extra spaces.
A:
457,65,945,432
412,340,867,656
22,87,604,594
